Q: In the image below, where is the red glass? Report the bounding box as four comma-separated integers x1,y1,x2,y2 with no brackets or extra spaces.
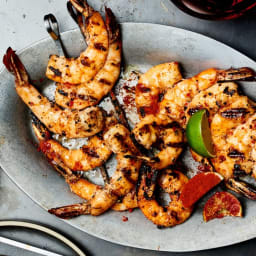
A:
171,0,256,20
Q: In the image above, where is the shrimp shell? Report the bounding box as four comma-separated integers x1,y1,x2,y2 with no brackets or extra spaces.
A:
44,123,142,216
136,62,182,119
32,117,112,172
159,67,255,127
46,0,109,84
138,168,193,227
132,115,184,170
55,7,121,110
3,48,105,138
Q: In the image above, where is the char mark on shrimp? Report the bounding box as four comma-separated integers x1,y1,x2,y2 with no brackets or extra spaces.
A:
221,108,249,118
49,66,62,76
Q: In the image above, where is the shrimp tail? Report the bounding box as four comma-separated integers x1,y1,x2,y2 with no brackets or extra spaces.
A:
139,164,158,199
105,7,120,43
3,47,15,73
226,178,256,200
67,1,87,41
3,47,29,84
69,0,94,18
53,164,82,184
48,202,91,219
31,115,82,183
31,114,51,141
217,67,256,82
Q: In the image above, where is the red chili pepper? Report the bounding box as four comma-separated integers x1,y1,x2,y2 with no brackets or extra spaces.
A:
197,164,211,172
69,100,74,107
219,155,226,162
39,141,51,154
73,161,83,171
122,216,128,222
123,95,134,106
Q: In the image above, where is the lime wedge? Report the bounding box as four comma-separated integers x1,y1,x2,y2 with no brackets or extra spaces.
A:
186,109,215,158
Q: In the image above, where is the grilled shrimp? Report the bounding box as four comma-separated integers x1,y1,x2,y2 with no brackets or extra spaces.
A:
32,119,137,211
185,82,245,170
69,177,138,212
211,101,256,180
3,48,104,138
132,115,184,169
49,123,142,217
185,82,242,123
159,67,255,127
111,189,138,211
46,0,108,84
135,62,182,119
206,96,256,199
55,7,121,110
138,167,193,227
54,164,138,211
226,114,256,175
180,77,256,199
212,115,256,200
32,115,113,171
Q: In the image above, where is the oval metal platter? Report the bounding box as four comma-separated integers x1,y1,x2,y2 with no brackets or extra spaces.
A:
0,23,256,252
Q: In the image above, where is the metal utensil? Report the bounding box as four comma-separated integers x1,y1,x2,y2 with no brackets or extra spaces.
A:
44,14,68,57
0,221,86,255
0,236,63,256
67,2,86,41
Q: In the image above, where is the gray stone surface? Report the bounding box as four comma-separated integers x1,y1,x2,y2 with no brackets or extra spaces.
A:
0,0,256,255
